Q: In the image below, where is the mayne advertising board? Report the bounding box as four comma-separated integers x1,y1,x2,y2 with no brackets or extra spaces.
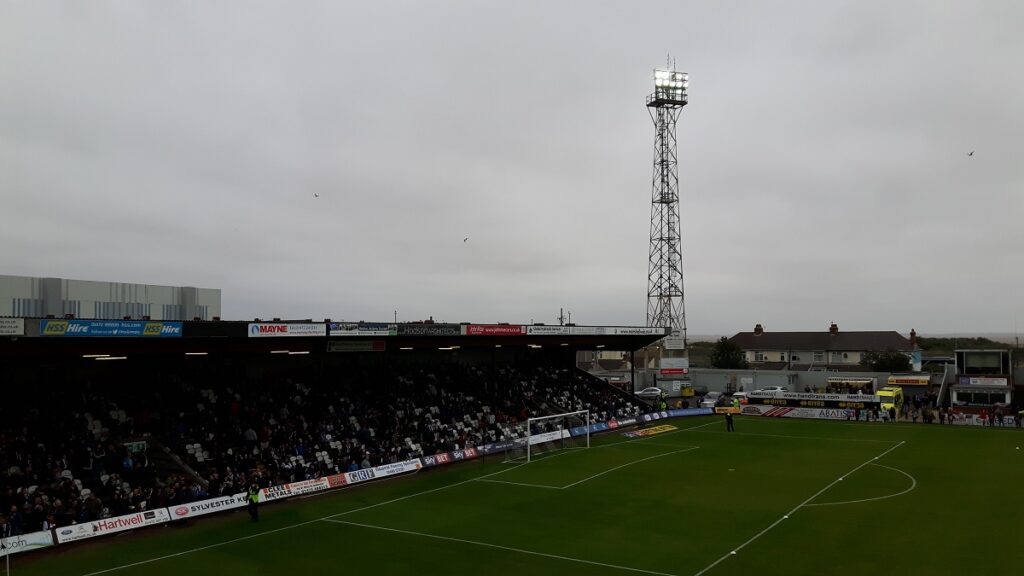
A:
169,493,248,521
0,530,54,556
56,508,172,543
247,323,327,338
396,323,461,337
466,324,527,336
0,317,25,336
40,319,183,338
329,322,397,337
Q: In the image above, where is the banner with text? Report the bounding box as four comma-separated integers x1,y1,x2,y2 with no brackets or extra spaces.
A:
327,340,385,353
0,530,54,556
247,323,327,338
742,405,853,420
40,319,182,338
170,493,248,521
56,508,172,543
957,377,1009,388
396,323,462,336
261,477,330,502
526,325,570,335
0,318,25,336
748,392,880,409
465,324,527,336
329,323,397,337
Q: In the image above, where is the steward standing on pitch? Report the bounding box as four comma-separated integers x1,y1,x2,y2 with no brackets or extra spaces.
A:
247,484,260,522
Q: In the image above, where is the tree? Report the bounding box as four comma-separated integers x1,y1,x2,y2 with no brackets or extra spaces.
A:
863,349,911,372
710,337,748,369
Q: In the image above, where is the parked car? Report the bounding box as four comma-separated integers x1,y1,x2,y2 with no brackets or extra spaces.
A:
755,386,788,393
731,391,749,404
699,391,721,408
637,387,663,399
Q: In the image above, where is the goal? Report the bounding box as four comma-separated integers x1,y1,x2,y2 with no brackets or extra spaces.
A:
503,409,590,463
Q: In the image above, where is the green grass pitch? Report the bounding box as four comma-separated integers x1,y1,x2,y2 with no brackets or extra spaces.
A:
14,416,1024,576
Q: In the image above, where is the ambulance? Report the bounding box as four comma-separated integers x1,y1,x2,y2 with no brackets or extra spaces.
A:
877,386,905,415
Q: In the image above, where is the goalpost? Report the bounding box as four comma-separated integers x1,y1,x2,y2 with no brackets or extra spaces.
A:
503,409,590,464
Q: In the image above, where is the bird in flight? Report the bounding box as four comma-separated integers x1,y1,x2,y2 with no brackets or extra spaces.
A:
967,151,974,157
314,193,320,198
463,237,468,243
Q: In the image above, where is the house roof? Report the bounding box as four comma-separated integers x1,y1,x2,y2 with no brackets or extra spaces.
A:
731,330,913,352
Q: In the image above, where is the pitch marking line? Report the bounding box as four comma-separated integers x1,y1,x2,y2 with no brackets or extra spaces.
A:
476,478,563,489
322,518,680,576
475,447,700,491
691,440,906,576
560,446,699,489
77,464,525,576
691,429,896,443
803,463,917,507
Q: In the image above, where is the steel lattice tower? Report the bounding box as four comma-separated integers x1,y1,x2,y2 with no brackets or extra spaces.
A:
646,66,688,346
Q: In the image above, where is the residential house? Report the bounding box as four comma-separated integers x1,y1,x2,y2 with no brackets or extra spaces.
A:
730,323,916,372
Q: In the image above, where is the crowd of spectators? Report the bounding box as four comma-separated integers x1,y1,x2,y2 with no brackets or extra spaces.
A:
1,359,642,534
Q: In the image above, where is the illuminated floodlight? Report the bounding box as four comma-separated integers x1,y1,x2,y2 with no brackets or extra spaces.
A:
653,69,688,102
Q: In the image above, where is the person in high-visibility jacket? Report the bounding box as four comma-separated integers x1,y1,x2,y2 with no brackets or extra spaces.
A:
247,484,260,522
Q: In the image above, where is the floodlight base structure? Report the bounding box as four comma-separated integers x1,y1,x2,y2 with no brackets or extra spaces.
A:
646,67,689,348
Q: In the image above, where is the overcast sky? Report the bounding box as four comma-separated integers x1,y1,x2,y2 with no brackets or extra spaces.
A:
2,1,1022,334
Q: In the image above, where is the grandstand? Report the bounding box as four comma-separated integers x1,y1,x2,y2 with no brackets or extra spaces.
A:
0,320,662,537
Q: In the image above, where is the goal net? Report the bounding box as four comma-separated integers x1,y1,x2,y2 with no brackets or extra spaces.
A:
503,410,590,464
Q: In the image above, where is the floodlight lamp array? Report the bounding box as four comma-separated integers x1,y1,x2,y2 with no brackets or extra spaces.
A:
653,70,688,91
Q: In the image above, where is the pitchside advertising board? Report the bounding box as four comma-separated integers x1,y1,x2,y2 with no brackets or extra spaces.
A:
747,392,880,409
39,319,182,337
0,531,54,556
55,508,172,543
247,323,327,337
743,405,854,420
0,317,25,336
170,493,249,521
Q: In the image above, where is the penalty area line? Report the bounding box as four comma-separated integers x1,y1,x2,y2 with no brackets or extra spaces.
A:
322,518,680,576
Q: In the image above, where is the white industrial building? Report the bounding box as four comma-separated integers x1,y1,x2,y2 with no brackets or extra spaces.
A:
0,274,221,321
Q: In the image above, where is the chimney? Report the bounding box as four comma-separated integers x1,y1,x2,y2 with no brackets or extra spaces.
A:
754,323,764,335
910,329,917,347
829,322,839,335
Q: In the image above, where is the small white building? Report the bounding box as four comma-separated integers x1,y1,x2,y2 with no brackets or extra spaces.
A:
0,274,220,321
